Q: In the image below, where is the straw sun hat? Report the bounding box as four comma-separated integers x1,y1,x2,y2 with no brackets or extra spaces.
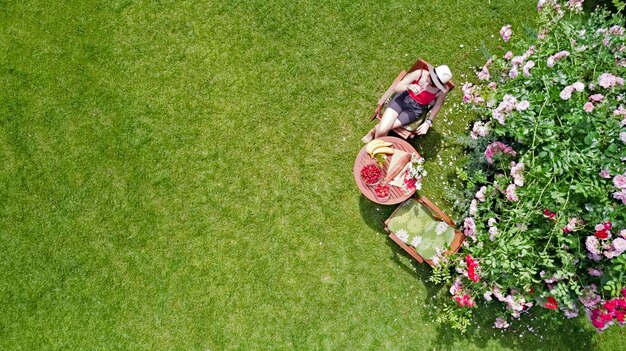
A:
428,64,452,92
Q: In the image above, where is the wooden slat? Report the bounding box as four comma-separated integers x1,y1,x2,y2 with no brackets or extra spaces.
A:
388,232,424,263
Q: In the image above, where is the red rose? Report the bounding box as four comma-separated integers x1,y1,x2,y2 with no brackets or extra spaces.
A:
468,268,480,283
543,209,557,220
604,221,612,230
462,294,476,308
562,227,571,233
595,230,609,239
591,308,601,319
545,296,558,309
615,310,625,323
600,313,613,323
604,300,617,312
592,319,605,329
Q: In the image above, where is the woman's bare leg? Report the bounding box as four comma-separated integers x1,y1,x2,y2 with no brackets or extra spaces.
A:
391,126,405,134
361,126,376,143
375,108,402,138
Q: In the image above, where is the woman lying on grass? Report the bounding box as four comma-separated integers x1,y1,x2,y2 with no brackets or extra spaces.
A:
362,64,452,142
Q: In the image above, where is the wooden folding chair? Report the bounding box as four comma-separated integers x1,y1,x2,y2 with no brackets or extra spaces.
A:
370,59,456,140
384,196,464,266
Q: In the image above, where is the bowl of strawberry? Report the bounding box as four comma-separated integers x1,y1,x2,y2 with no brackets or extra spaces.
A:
360,163,383,185
374,183,390,201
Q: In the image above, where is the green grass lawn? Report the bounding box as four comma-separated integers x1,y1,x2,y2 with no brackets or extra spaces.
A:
1,0,624,349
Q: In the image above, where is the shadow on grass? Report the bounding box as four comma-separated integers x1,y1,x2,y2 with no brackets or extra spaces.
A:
357,194,395,233
398,127,444,161
358,194,421,278
427,303,594,350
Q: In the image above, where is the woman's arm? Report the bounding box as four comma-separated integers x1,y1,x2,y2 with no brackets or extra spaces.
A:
427,91,448,121
415,90,448,135
394,69,426,93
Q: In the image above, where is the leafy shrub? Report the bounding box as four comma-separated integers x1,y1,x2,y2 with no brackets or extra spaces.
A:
437,0,626,332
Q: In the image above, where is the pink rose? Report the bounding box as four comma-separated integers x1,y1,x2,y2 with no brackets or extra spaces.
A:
614,237,626,254
522,61,535,77
599,73,614,88
599,73,624,89
586,236,601,255
510,161,525,186
547,50,570,67
609,25,625,36
537,28,548,40
492,110,505,125
464,217,477,241
583,102,594,112
471,121,489,139
566,0,584,12
469,199,478,215
511,56,524,67
523,45,536,59
614,189,626,204
588,268,603,276
478,67,490,81
537,0,547,11
485,141,516,164
620,132,626,144
516,100,530,111
494,317,509,329
599,169,611,179
589,94,604,102
475,186,487,202
500,25,512,42
504,51,513,60
572,81,585,92
505,183,519,202
614,174,626,189
560,86,574,100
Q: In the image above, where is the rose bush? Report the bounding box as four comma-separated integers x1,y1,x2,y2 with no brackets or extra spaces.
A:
434,0,626,332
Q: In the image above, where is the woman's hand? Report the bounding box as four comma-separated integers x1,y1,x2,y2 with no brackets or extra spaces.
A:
407,84,422,94
416,121,430,135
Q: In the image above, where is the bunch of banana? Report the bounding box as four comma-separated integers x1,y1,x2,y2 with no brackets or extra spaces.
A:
366,139,394,157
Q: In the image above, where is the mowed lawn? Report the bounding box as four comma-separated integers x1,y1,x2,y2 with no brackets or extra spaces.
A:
1,0,624,349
